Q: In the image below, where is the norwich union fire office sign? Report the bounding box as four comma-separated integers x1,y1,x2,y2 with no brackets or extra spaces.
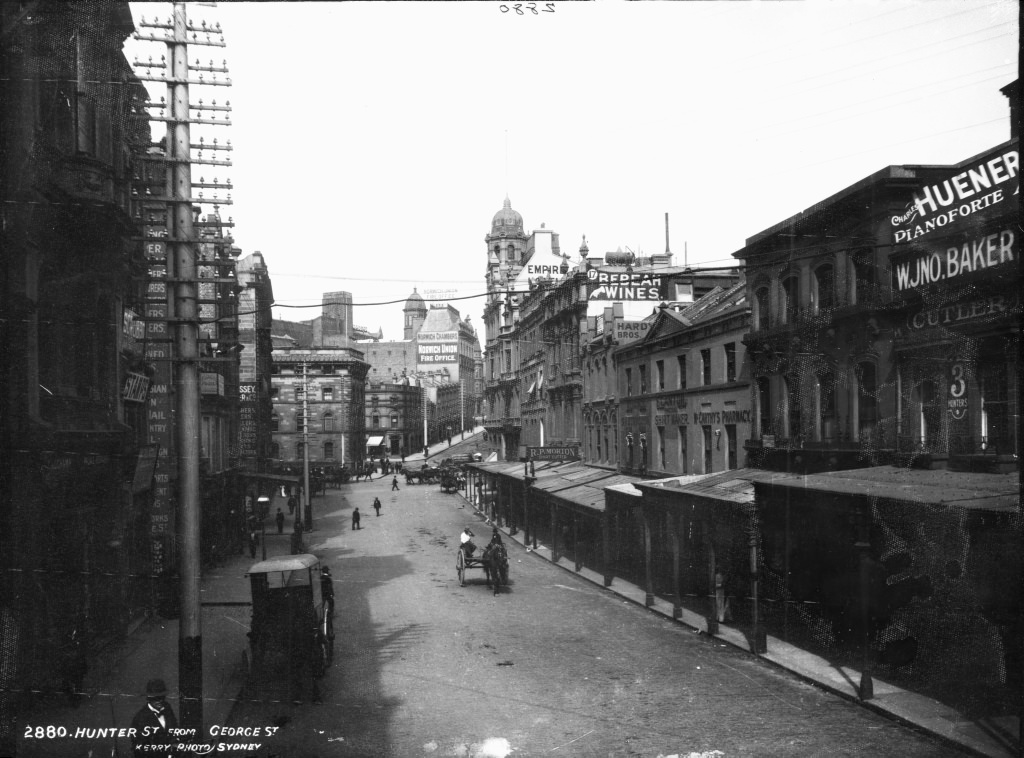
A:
890,147,1018,292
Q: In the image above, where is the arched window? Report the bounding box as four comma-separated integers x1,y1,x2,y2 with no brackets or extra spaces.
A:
270,442,280,459
813,264,834,313
783,375,801,440
322,411,334,432
851,250,875,305
296,441,306,461
295,412,305,433
754,286,771,330
323,442,334,459
816,372,837,441
781,276,799,324
756,377,772,437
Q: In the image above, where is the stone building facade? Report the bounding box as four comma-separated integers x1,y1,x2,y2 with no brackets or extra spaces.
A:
613,283,750,477
0,3,156,718
270,347,369,470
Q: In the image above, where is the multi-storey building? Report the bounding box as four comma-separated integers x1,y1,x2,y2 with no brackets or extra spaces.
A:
888,134,1018,471
270,346,369,471
236,251,276,473
0,1,152,712
612,282,750,477
737,163,950,472
365,380,423,458
581,267,742,470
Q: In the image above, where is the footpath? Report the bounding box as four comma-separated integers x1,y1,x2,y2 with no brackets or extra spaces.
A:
13,429,487,758
13,501,296,758
454,491,1018,758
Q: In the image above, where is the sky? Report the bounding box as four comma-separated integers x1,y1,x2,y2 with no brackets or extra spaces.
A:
125,1,1017,341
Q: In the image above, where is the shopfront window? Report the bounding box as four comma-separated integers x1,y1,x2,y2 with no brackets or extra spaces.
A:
914,379,942,450
980,361,1011,452
757,376,772,437
816,372,837,441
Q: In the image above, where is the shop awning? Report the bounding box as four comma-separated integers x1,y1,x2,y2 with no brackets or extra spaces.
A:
633,468,782,508
238,471,301,484
755,466,1019,511
365,435,385,447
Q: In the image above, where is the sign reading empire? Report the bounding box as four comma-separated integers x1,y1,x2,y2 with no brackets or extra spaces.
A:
587,269,663,301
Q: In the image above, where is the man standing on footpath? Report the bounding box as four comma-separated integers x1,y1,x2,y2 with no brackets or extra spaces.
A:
130,678,179,758
275,508,285,534
352,507,361,530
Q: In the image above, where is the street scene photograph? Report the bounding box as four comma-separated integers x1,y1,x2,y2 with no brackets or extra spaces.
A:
0,1,1019,756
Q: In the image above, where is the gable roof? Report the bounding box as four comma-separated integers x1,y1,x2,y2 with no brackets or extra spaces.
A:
629,282,748,349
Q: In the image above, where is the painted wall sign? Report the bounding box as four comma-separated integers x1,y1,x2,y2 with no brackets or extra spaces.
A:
418,331,459,342
614,320,651,344
904,293,1019,332
587,268,664,301
527,446,580,461
893,227,1017,291
948,363,968,420
891,148,1018,244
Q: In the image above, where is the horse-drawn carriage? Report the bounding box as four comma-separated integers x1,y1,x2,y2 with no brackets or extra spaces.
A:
439,469,463,493
405,465,441,485
456,531,509,595
245,554,333,698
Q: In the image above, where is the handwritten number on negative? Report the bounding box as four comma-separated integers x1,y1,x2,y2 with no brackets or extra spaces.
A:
500,3,556,14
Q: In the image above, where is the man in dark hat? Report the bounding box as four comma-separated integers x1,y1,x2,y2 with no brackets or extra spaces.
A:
130,678,179,758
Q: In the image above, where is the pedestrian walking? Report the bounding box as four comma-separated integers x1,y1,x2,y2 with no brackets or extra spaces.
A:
391,475,400,492
373,497,382,517
287,495,296,515
130,678,178,758
352,507,361,530
275,508,285,534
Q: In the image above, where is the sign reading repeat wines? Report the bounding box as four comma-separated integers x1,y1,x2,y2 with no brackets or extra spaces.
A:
891,146,1018,292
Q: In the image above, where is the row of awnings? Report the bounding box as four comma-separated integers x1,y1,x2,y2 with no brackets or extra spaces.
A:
468,459,643,513
365,435,385,447
471,461,1020,515
525,373,545,395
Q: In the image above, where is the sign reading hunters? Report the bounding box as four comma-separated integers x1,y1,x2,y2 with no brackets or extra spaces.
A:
527,446,580,461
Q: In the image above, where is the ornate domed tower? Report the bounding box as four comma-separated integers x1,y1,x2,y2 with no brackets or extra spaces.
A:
403,287,427,339
485,196,528,293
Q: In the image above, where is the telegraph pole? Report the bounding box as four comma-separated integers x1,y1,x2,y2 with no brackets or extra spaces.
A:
134,2,232,733
169,2,202,730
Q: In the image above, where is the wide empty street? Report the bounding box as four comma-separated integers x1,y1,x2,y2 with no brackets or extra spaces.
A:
229,477,964,758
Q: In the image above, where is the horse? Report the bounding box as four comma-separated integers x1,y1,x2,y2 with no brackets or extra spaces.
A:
482,542,509,595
